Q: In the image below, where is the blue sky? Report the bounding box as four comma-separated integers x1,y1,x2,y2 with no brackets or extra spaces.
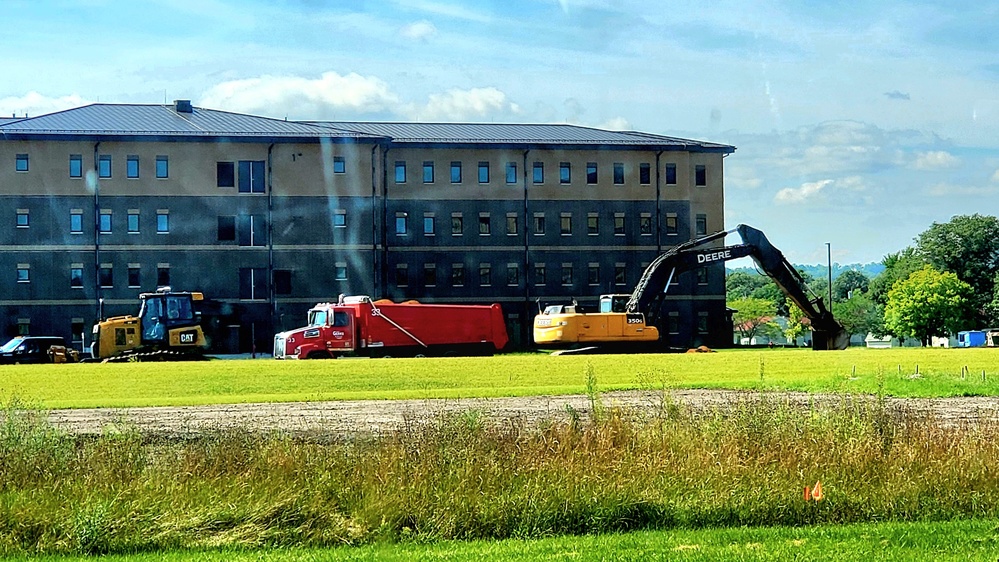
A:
4,0,998,266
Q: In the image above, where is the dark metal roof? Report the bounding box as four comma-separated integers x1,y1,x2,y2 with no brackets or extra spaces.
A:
0,103,383,140
318,121,735,152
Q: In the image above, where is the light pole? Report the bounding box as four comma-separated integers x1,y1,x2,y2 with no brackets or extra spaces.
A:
826,242,833,307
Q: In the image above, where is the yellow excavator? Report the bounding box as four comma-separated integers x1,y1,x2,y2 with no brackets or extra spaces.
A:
90,288,209,361
534,224,850,353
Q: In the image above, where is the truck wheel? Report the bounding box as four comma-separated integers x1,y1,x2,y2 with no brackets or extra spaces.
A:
414,353,427,358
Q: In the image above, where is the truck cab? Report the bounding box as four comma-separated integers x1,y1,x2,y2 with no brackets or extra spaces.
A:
274,303,356,359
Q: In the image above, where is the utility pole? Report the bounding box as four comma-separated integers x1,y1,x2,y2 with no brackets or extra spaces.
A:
826,242,833,307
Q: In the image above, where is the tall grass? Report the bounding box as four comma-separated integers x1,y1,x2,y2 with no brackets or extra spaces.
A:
3,391,999,555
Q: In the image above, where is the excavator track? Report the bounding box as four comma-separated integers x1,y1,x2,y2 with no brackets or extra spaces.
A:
101,349,207,363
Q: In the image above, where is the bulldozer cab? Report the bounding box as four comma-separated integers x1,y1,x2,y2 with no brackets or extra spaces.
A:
139,291,201,344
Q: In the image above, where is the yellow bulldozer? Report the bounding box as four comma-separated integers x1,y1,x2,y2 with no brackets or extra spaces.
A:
90,288,209,361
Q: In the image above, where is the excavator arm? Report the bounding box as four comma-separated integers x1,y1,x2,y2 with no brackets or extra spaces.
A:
626,224,849,350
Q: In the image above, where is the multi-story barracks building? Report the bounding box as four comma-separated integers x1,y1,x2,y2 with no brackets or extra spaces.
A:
0,101,735,353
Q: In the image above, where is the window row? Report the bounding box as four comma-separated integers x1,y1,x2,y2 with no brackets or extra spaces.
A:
391,262,712,288
54,154,171,179
395,211,694,237
44,210,173,234
393,160,707,187
30,264,176,289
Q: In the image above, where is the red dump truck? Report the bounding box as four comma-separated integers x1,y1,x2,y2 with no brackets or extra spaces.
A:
273,295,509,359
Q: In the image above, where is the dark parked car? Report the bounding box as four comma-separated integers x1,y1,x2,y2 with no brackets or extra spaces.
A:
0,336,68,364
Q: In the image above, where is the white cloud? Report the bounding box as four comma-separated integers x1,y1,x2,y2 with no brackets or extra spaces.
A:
400,20,437,41
0,92,90,118
990,169,999,183
596,116,631,131
775,179,833,204
914,150,959,170
408,87,519,121
199,71,399,119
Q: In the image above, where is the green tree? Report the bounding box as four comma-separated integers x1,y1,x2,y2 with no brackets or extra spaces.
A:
730,297,779,343
832,269,870,301
883,266,975,346
915,214,999,320
725,271,770,301
832,291,883,337
783,302,808,345
869,247,924,306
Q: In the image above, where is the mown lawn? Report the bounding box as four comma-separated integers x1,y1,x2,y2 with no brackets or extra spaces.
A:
0,347,997,408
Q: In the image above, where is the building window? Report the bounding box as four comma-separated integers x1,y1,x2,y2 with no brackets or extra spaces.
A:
99,212,112,234
668,313,680,334
639,163,651,185
588,264,599,286
99,265,113,288
614,264,626,285
534,264,546,286
333,156,346,174
239,268,267,300
127,155,140,178
16,265,29,283
479,214,491,235
695,214,707,236
128,266,141,288
70,155,83,178
236,215,267,246
613,163,625,185
479,264,492,286
423,161,435,183
560,214,572,236
395,213,408,235
665,163,677,185
587,213,598,235
697,268,708,285
155,156,169,179
335,264,348,281
665,214,678,235
451,264,465,287
423,264,437,287
395,265,408,287
450,161,462,183
507,264,519,286
157,211,169,234
218,216,236,241
127,211,139,234
16,210,29,228
586,162,597,184
697,312,709,334
238,160,265,193
395,161,407,183
532,162,544,184
15,154,28,172
695,165,707,187
17,319,29,336
70,266,83,288
533,214,545,235
98,155,112,178
559,162,570,184
451,214,463,236
478,161,489,183
614,213,625,235
506,214,518,236
70,211,83,234
640,214,652,235
157,266,170,287
561,264,573,286
217,162,235,187
274,270,292,295
506,162,517,184
333,211,346,228
424,215,435,236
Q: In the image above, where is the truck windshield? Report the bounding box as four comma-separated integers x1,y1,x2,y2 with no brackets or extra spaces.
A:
0,338,25,353
308,310,326,326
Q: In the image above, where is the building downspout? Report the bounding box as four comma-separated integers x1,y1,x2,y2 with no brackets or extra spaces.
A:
522,148,530,347
655,150,663,254
93,141,101,319
373,144,384,297
266,143,275,339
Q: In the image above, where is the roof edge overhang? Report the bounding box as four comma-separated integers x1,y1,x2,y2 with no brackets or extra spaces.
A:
381,141,735,153
0,132,386,144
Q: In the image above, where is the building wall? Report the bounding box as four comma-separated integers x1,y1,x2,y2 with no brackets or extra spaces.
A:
1,133,729,352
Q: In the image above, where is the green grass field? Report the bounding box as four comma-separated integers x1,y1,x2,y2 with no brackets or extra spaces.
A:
1,347,997,408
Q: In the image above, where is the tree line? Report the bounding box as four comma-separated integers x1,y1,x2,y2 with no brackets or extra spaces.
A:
727,214,999,346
